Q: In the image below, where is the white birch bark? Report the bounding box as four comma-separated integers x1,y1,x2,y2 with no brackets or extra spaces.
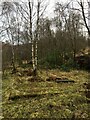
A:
28,0,35,71
35,1,40,70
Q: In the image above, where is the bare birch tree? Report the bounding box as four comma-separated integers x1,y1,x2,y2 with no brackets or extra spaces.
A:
76,0,90,48
28,0,46,76
28,0,36,75
34,0,40,75
78,0,90,36
1,2,17,72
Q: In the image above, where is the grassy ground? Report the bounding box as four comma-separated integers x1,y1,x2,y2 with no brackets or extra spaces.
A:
1,68,90,119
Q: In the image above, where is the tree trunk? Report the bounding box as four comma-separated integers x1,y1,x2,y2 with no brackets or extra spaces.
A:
28,1,36,74
11,45,16,72
34,1,40,76
6,16,16,72
80,1,90,36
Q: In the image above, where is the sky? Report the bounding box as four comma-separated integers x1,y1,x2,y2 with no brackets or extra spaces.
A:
46,0,70,18
0,0,89,41
43,0,89,18
0,0,89,25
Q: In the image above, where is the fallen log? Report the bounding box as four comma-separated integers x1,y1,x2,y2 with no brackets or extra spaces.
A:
9,94,41,100
46,75,75,83
9,92,60,101
55,79,75,83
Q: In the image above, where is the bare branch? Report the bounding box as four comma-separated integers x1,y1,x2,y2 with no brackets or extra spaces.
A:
79,1,90,36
